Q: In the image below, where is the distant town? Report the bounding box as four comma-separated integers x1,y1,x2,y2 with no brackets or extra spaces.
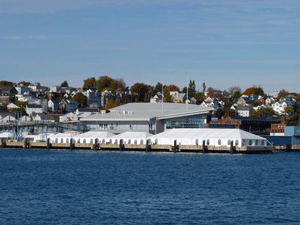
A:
0,76,299,138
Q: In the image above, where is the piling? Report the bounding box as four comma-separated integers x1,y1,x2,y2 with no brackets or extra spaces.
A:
94,139,98,150
0,138,3,148
202,140,206,153
230,141,235,154
173,140,177,153
47,138,51,150
146,139,150,152
70,138,73,150
24,138,28,149
119,139,124,151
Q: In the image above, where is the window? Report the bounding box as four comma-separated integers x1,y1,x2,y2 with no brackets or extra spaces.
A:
235,140,239,146
155,139,158,144
195,139,199,145
128,139,131,144
66,138,69,143
242,139,246,146
102,139,105,144
249,140,252,146
83,139,86,144
218,139,221,145
255,140,258,146
61,138,63,143
115,139,118,144
55,138,58,143
228,140,231,146
140,140,143,145
207,139,210,145
261,140,265,146
90,139,93,144
134,140,137,145
77,139,80,143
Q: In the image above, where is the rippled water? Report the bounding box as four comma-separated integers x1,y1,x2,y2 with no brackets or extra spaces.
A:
1,149,300,224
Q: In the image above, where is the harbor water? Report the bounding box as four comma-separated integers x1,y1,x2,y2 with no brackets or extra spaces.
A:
1,149,300,224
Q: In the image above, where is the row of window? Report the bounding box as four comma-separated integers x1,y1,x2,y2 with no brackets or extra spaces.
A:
51,138,145,145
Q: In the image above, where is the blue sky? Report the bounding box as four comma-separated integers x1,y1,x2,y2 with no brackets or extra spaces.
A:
1,0,300,93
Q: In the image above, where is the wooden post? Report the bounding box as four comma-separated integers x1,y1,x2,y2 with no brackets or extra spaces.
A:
0,138,3,148
146,139,150,152
119,139,123,151
203,140,206,153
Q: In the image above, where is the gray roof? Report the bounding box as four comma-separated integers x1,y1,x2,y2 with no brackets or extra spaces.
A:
236,106,253,111
81,103,212,122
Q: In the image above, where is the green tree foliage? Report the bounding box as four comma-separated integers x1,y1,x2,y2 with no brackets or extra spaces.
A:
223,103,235,117
130,83,153,102
72,92,87,108
60,80,69,87
154,82,165,93
249,107,276,117
18,81,32,87
96,76,113,92
230,91,241,103
214,109,223,119
202,82,206,94
11,101,28,116
188,80,196,97
83,77,97,90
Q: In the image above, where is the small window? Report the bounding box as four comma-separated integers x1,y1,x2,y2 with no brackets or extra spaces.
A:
95,139,99,144
102,139,105,144
83,139,86,144
66,138,69,143
242,139,246,146
155,139,158,144
128,139,131,144
261,140,265,146
134,140,137,145
55,138,58,143
77,139,80,143
228,140,231,146
195,139,199,145
249,140,252,146
207,139,210,145
255,140,258,146
61,138,63,143
90,139,93,144
235,140,239,146
115,139,118,144
140,140,143,145
218,139,221,145
109,139,112,143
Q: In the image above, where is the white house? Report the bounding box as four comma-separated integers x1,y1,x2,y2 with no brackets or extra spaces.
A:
59,112,79,122
26,104,43,116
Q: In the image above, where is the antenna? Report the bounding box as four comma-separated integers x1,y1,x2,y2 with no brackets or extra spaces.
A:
186,76,188,110
162,79,164,114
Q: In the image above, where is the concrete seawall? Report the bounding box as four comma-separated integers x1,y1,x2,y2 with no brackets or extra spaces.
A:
0,139,276,154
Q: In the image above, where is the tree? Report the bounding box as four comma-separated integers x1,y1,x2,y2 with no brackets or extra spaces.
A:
228,86,242,96
83,77,96,90
230,91,241,103
154,82,164,93
250,107,276,117
110,79,126,95
130,83,153,102
72,92,87,108
202,82,206,94
105,98,120,110
164,85,180,95
0,80,17,88
60,80,69,87
18,81,32,87
96,76,113,92
188,80,196,98
244,86,264,96
215,109,223,119
277,89,289,101
11,101,28,116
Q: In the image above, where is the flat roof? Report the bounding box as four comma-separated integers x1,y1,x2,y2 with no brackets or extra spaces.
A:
81,103,212,122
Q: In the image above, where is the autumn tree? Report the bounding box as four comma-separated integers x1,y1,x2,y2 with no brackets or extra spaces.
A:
105,98,120,110
72,92,87,108
110,79,126,95
83,77,97,90
96,76,113,92
0,80,17,88
243,86,264,96
130,83,153,102
277,89,289,101
164,85,180,95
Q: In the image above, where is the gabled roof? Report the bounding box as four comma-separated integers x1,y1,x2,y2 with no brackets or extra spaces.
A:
113,131,153,139
151,128,266,140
